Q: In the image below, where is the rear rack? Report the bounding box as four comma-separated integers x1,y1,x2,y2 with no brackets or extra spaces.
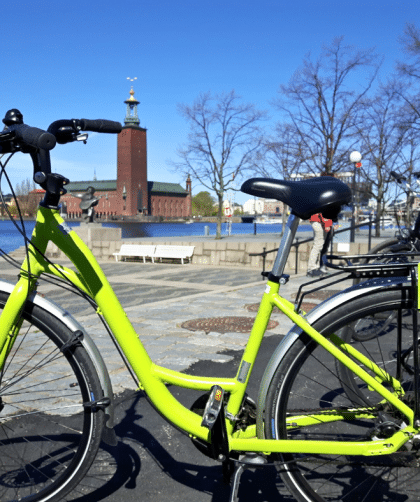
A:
293,252,419,314
294,270,348,314
324,252,420,279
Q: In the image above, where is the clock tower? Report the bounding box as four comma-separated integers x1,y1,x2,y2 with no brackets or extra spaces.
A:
117,87,148,216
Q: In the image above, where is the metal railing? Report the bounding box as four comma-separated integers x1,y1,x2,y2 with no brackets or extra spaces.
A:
249,215,377,277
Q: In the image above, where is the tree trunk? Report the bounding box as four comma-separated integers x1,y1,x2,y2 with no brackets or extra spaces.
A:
216,194,223,239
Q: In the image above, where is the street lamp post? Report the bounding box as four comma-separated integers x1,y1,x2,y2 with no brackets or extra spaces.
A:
349,151,362,242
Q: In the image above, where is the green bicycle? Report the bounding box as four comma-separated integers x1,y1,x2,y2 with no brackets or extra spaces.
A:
1,109,420,502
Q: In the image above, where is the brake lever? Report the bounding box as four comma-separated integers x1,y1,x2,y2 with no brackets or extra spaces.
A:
0,130,16,143
0,130,19,154
55,128,88,145
76,133,88,144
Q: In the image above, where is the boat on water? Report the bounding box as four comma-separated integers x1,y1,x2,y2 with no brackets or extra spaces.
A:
255,215,282,224
359,216,396,227
241,215,255,223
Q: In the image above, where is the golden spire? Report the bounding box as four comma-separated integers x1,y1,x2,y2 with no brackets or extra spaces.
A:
124,78,140,127
127,87,138,102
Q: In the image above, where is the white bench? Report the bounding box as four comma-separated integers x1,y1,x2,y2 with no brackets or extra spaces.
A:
153,245,195,264
113,244,156,263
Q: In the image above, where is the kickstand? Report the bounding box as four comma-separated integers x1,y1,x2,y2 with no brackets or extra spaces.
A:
227,453,267,502
228,462,246,502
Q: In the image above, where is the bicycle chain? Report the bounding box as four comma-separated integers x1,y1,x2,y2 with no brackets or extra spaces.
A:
286,405,381,417
280,406,420,468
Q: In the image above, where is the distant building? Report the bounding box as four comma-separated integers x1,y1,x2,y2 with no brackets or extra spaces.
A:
30,88,192,219
243,198,264,215
290,172,354,183
242,198,283,215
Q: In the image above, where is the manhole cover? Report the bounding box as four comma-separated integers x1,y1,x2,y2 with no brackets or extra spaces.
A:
181,316,279,333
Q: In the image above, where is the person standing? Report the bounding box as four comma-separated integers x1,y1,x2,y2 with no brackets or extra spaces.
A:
307,213,333,277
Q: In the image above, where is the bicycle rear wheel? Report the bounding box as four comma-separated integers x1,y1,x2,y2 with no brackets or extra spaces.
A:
264,286,419,502
0,290,105,502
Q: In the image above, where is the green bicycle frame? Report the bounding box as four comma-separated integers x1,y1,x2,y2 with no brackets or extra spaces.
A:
0,205,416,457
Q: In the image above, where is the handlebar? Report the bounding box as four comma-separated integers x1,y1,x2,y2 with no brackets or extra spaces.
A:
5,124,57,151
0,109,123,206
1,109,122,151
79,119,122,134
390,170,420,196
47,118,122,143
390,171,405,183
389,170,420,239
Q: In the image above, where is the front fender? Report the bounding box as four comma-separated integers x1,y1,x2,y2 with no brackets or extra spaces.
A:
0,279,117,445
256,275,410,439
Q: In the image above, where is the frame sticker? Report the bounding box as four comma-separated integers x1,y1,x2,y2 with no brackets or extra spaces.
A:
58,222,72,235
237,360,251,383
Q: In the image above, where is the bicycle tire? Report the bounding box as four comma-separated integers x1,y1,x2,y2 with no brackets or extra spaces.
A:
264,286,419,502
351,309,397,342
351,238,413,341
0,290,105,502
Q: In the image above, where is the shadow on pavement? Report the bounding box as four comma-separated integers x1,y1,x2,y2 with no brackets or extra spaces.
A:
70,337,293,502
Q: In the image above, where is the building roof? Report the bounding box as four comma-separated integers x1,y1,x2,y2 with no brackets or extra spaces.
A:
148,181,187,195
65,180,117,192
64,179,188,196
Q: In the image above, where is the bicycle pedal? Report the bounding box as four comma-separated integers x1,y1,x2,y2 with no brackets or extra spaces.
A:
201,385,224,430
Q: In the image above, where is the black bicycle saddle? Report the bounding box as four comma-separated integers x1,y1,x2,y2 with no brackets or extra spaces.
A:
241,176,352,220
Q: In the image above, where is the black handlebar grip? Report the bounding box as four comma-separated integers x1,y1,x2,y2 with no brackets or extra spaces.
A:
390,171,405,183
79,119,122,134
8,124,56,150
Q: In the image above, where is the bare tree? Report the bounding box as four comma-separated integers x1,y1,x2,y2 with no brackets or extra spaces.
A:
15,178,37,217
254,123,307,179
356,82,409,236
174,90,266,238
393,130,420,227
253,123,306,233
397,23,420,128
274,37,380,175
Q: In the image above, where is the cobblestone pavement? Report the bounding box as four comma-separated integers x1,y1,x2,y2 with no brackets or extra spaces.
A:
0,257,356,501
0,257,353,395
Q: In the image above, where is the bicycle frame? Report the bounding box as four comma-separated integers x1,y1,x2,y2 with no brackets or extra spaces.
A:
0,205,417,457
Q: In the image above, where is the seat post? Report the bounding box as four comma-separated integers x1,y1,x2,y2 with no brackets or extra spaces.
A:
271,214,300,278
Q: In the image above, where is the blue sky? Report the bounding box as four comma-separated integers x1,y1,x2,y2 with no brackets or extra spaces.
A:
1,0,418,204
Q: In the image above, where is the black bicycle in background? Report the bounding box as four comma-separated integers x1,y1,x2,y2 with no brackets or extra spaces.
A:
349,171,420,342
363,171,420,257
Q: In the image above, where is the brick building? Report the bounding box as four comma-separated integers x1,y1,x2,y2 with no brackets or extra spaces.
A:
33,88,192,219
242,198,284,215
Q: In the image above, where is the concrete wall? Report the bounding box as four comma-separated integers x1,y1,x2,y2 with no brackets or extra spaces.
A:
46,234,370,273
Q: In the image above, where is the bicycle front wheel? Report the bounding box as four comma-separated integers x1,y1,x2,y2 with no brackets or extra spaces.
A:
0,290,105,502
264,286,419,502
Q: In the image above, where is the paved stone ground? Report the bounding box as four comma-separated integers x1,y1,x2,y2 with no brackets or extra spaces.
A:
0,256,357,502
0,256,353,395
